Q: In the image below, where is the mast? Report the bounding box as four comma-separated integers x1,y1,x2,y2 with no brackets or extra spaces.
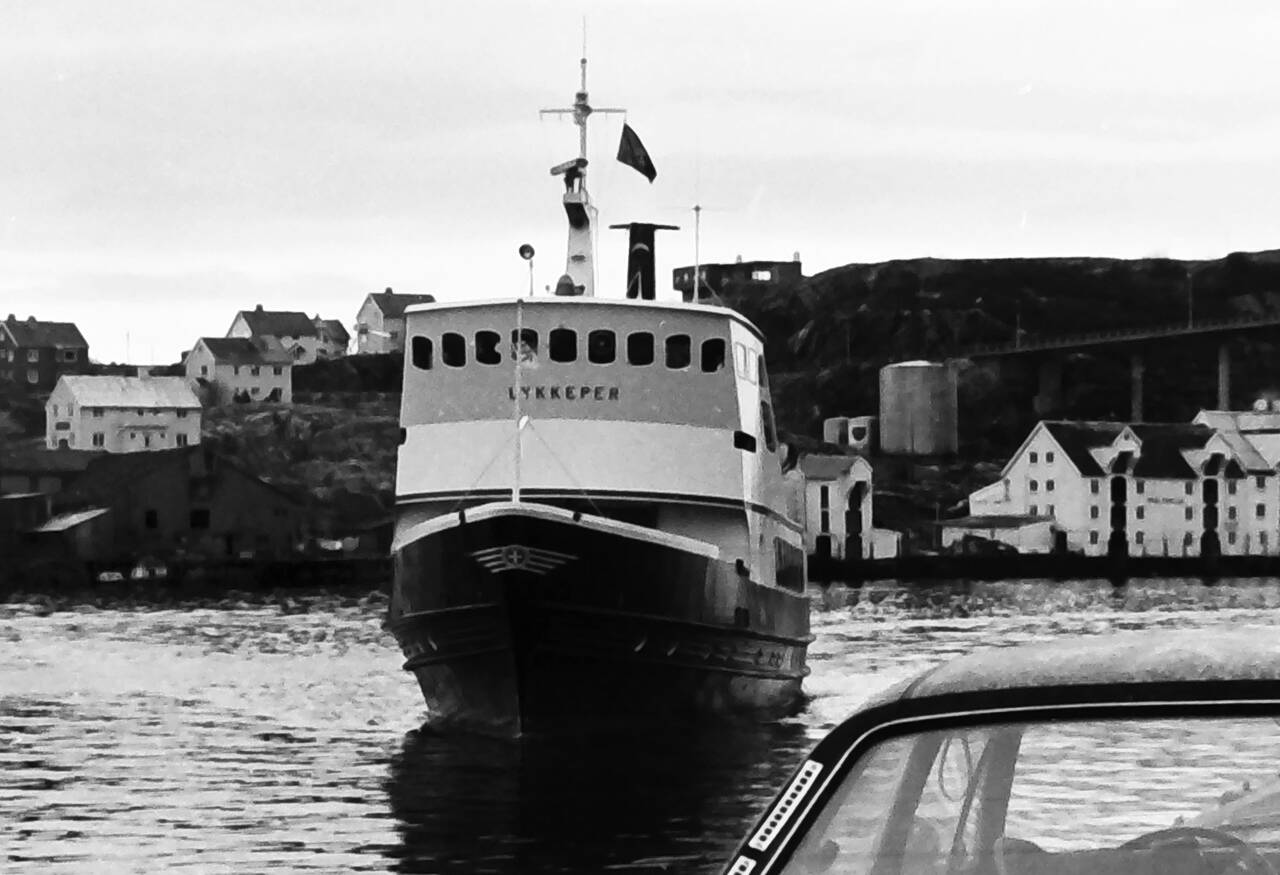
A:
540,56,625,297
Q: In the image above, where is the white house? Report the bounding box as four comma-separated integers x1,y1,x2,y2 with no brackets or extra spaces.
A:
315,318,350,359
227,305,322,364
797,453,900,560
959,418,1279,557
46,376,202,453
354,288,436,354
185,337,293,405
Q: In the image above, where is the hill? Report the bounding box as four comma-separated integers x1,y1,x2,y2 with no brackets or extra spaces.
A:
727,248,1280,454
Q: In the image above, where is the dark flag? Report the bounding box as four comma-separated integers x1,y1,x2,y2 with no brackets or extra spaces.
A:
617,123,657,183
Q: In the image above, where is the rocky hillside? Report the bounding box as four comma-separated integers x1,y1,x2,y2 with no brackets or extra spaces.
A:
200,394,400,525
728,248,1280,455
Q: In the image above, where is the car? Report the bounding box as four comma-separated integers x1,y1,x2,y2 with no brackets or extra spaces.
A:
722,628,1280,875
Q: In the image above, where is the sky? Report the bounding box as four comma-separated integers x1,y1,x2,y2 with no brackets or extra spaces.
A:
3,0,1280,364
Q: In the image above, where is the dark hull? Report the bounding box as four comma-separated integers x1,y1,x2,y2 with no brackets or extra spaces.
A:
388,510,810,735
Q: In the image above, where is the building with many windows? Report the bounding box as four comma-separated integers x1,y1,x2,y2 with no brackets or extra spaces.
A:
185,337,293,404
951,416,1280,556
0,315,90,392
227,305,323,364
45,376,202,453
355,289,436,354
673,256,804,303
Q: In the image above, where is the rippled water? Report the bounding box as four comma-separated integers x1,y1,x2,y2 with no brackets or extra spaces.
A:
3,579,1280,873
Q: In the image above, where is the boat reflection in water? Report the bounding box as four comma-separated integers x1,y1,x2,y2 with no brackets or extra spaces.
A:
383,721,813,874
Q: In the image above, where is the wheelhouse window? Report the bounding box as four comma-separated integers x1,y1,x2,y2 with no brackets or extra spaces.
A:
411,336,433,370
761,401,778,452
548,328,577,362
587,330,616,364
510,328,538,361
441,332,466,367
627,332,655,366
475,330,502,365
665,334,692,369
701,338,726,372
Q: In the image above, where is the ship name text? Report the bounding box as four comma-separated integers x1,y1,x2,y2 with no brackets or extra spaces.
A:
507,385,620,401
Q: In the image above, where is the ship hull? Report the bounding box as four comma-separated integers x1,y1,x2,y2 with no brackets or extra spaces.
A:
388,506,810,735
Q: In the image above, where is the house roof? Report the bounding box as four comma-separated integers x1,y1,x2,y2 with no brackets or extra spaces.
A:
197,336,294,366
30,507,110,533
0,448,99,475
1041,421,1125,476
1127,423,1215,478
366,290,437,318
1243,432,1280,468
1,316,89,350
798,453,862,480
235,307,318,338
319,319,349,343
1196,410,1280,432
941,514,1053,529
58,446,305,511
56,375,201,409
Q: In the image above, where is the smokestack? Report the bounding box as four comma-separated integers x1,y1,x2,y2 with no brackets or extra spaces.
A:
610,223,678,300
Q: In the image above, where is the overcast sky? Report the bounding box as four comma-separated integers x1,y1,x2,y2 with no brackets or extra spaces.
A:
3,0,1279,363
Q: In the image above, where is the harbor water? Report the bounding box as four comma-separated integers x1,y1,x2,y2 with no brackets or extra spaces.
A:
4,579,1280,873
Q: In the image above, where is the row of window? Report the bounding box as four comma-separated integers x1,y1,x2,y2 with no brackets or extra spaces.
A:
1085,476,1268,495
1027,451,1055,464
410,329,745,376
144,508,210,529
52,406,191,418
0,349,78,363
1088,503,1268,521
58,432,191,448
195,364,286,377
4,368,41,383
1086,530,1264,547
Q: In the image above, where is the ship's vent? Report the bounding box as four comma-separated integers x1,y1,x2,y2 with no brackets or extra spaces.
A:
748,759,823,851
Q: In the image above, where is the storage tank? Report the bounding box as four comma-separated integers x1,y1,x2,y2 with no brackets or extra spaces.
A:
879,361,958,455
822,416,850,446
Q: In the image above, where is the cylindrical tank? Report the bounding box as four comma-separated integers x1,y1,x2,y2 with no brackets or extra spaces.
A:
822,416,850,446
879,361,958,455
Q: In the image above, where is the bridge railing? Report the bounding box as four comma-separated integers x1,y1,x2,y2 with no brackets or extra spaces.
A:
957,312,1280,357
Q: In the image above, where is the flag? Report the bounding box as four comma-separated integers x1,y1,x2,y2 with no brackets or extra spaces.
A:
617,123,657,183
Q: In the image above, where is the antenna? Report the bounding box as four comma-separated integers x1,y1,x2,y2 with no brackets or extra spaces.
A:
540,54,625,298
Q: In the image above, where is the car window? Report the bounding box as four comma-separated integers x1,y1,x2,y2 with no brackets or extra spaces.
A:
779,716,1280,875
783,730,992,875
1002,717,1279,852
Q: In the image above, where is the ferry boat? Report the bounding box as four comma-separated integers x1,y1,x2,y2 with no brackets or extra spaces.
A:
386,58,811,735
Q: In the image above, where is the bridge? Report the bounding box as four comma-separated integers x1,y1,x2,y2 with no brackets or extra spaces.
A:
952,313,1280,421
959,312,1280,357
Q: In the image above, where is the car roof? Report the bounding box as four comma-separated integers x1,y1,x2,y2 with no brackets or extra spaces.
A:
862,627,1280,711
729,627,1280,875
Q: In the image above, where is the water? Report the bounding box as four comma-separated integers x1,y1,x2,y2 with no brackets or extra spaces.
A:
3,579,1280,873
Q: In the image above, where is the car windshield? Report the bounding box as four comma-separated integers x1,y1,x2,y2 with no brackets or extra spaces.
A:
784,715,1280,875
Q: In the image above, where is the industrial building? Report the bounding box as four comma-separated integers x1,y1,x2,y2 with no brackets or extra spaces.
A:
951,409,1280,557
673,255,803,302
795,453,900,561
